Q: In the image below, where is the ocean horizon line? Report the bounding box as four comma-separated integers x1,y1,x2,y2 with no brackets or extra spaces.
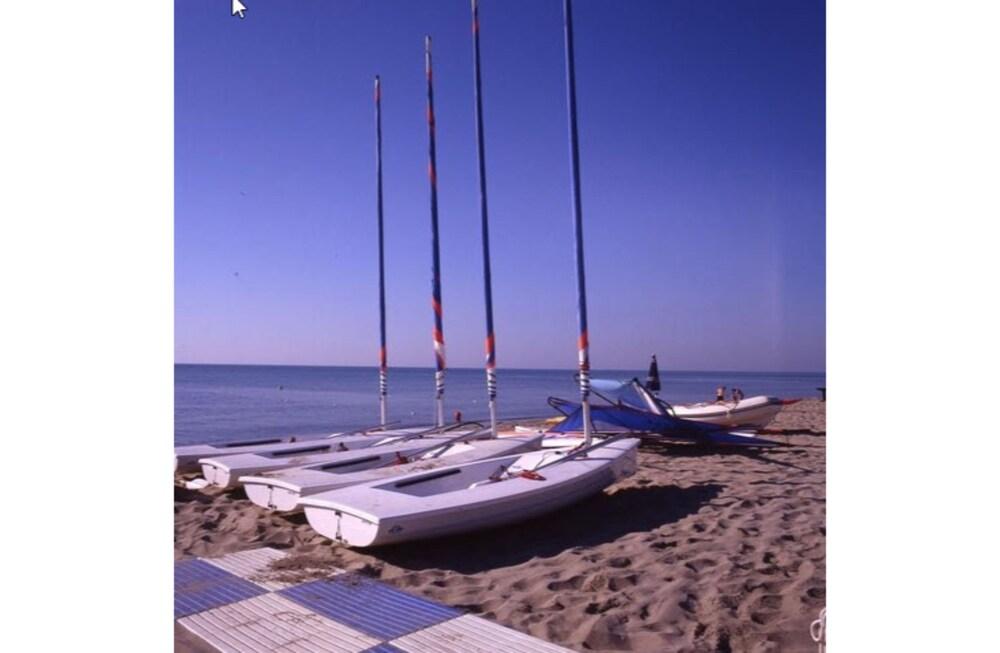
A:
174,361,825,376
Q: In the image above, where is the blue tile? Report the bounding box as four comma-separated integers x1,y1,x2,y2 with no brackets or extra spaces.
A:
279,573,462,640
174,559,268,618
361,645,406,653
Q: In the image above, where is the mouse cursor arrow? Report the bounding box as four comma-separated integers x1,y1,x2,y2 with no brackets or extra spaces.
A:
232,0,246,19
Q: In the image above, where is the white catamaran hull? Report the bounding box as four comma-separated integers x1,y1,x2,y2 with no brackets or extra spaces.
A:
240,433,544,511
198,435,456,489
174,427,428,473
671,396,783,429
300,438,639,548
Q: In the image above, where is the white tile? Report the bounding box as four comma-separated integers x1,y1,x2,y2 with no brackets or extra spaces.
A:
178,593,380,653
391,614,574,653
203,547,342,590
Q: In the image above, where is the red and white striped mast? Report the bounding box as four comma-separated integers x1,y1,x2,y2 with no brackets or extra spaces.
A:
471,0,498,437
562,0,593,446
373,75,389,426
425,36,447,427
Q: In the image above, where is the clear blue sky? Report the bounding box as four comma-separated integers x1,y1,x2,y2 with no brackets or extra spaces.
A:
175,0,825,373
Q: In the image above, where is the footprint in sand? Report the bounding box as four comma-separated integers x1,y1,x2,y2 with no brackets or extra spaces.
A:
751,610,779,625
717,594,740,612
583,614,631,651
715,630,733,653
585,596,621,614
608,574,639,591
781,509,812,524
761,579,790,595
547,576,584,592
684,558,719,573
582,573,610,592
678,593,698,613
756,594,782,610
538,597,565,612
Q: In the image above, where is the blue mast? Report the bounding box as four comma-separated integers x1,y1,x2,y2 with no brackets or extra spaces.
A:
425,36,446,427
562,0,593,445
471,0,498,436
374,75,388,426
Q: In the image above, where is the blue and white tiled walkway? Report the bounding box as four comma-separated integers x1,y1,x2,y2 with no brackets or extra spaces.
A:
175,547,573,653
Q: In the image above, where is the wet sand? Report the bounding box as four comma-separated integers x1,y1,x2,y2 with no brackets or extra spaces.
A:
175,399,825,652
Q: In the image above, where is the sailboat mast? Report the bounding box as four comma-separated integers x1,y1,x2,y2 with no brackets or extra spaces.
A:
425,36,446,427
471,0,498,437
374,76,388,426
562,0,593,446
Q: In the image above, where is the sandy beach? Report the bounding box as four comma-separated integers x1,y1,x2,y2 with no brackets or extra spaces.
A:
175,399,825,652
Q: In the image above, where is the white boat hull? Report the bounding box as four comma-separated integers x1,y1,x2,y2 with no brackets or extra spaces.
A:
240,433,544,512
670,396,783,429
174,426,429,473
176,436,296,474
301,438,639,548
198,435,455,489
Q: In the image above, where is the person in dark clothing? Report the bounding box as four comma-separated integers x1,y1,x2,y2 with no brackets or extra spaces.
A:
646,354,661,392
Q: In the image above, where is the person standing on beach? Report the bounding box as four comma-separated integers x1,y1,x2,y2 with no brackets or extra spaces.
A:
716,386,726,403
646,354,661,393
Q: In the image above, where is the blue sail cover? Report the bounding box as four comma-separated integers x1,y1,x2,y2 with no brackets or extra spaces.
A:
550,401,778,447
590,378,656,412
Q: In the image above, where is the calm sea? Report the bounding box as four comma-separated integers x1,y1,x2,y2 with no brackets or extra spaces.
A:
174,364,825,446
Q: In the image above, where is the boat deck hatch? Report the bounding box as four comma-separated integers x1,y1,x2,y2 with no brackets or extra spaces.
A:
393,467,461,488
266,444,331,458
318,455,381,471
220,438,283,448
